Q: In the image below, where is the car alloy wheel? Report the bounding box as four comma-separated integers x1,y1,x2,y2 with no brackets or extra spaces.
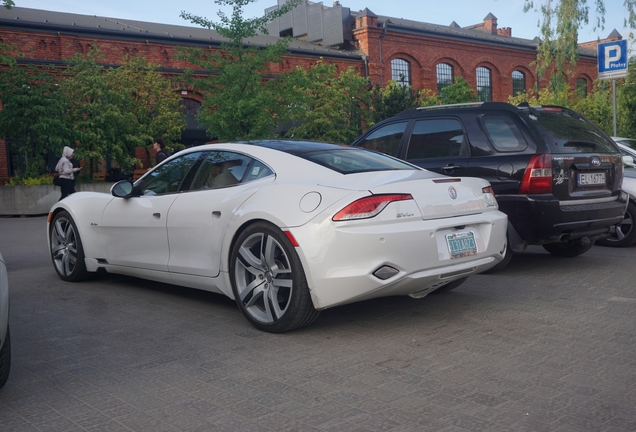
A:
50,211,89,282
230,222,319,332
598,200,636,247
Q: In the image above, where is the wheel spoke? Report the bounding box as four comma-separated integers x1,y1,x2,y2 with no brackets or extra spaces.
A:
272,277,292,289
266,287,283,320
616,226,627,240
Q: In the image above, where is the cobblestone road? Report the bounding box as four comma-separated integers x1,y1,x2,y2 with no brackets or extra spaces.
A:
0,216,634,431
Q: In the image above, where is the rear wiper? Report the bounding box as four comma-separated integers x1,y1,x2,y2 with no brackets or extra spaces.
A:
562,141,597,149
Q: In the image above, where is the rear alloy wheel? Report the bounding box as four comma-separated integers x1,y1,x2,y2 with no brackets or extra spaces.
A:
230,222,320,333
50,211,90,282
597,200,636,248
542,239,595,258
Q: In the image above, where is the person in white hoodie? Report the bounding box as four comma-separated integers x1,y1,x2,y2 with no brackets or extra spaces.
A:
55,146,81,200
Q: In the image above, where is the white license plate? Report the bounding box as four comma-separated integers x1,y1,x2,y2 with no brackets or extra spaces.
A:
578,172,605,186
446,231,477,259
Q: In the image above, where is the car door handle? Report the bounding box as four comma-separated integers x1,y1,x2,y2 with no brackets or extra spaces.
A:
442,164,462,170
153,213,161,219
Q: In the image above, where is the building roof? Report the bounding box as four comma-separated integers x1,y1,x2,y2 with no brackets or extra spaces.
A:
0,6,364,61
350,10,597,58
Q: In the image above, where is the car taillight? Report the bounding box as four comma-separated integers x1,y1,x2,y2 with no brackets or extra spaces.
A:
333,194,413,221
520,154,552,194
482,186,495,196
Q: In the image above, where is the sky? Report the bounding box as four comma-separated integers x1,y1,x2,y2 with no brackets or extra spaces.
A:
10,0,634,45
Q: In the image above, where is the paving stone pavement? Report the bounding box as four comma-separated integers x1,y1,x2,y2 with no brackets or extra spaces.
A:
0,215,635,431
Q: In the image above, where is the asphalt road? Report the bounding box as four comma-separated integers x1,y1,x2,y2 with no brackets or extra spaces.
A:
0,215,635,431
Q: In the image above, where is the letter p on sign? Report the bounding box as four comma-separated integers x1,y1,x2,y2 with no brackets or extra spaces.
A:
605,45,621,69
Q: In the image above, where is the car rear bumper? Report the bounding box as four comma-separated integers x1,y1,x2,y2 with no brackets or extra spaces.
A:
499,193,628,245
291,210,508,310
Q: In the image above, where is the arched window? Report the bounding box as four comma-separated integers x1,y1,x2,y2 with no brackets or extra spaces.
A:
576,78,588,97
179,98,201,116
476,67,492,102
512,70,526,96
436,63,454,95
391,59,411,86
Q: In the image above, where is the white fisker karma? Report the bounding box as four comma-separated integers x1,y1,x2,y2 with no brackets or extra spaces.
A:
47,140,508,332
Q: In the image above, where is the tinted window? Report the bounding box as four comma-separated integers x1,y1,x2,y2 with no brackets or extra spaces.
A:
191,151,252,190
302,148,414,174
137,152,202,196
481,116,528,152
357,122,407,156
406,119,465,159
527,108,618,154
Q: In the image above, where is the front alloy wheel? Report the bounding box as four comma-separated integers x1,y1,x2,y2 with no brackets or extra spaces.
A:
50,211,89,282
230,222,319,333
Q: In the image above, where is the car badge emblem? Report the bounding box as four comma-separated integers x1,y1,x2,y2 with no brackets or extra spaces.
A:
448,186,457,199
591,157,601,167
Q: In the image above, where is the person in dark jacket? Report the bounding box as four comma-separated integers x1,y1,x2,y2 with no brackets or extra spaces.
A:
153,138,169,165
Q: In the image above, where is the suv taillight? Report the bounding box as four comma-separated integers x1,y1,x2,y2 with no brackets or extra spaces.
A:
520,154,552,194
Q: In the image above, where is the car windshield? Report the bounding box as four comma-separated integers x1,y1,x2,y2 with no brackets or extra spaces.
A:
300,148,416,174
523,107,618,154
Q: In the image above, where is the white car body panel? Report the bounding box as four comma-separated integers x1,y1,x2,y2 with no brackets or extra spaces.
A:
0,252,8,349
47,142,508,315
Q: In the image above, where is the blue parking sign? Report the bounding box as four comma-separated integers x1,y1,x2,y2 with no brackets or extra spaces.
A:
598,40,628,80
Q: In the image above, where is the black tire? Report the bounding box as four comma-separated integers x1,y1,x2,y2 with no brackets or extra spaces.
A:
431,276,468,294
542,239,595,258
481,237,513,274
49,211,90,282
0,326,11,389
230,222,320,333
597,200,636,248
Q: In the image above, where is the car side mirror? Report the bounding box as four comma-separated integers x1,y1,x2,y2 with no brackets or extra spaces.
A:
623,155,635,168
111,180,134,198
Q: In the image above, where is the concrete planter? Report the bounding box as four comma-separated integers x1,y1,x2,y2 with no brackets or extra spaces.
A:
0,183,114,216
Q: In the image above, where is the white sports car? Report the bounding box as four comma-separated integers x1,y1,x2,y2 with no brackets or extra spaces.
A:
0,251,10,388
48,141,508,332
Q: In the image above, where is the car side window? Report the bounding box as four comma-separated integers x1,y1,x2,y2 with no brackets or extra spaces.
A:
481,115,528,152
137,152,202,196
191,151,253,190
406,119,466,159
357,122,407,156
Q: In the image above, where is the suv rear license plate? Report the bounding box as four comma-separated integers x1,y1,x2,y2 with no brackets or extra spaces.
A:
578,172,605,186
446,231,477,259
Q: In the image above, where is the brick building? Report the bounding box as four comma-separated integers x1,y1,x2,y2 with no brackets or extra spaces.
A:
0,2,621,181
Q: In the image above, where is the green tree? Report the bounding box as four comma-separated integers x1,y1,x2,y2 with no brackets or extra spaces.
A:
0,59,73,179
62,49,185,173
572,80,614,135
61,48,126,175
619,58,636,138
281,61,370,143
2,1,14,9
368,80,419,124
106,55,185,166
439,77,477,104
179,0,300,141
523,1,636,103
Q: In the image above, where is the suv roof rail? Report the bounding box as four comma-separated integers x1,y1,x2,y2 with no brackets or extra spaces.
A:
415,102,484,111
396,101,517,116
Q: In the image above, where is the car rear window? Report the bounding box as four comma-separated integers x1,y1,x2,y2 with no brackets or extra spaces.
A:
301,148,415,174
526,108,618,154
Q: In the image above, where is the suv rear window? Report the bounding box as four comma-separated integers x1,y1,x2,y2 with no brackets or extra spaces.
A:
481,116,528,152
526,108,617,154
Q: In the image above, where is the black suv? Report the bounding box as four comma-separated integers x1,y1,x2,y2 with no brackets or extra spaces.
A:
351,102,628,271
